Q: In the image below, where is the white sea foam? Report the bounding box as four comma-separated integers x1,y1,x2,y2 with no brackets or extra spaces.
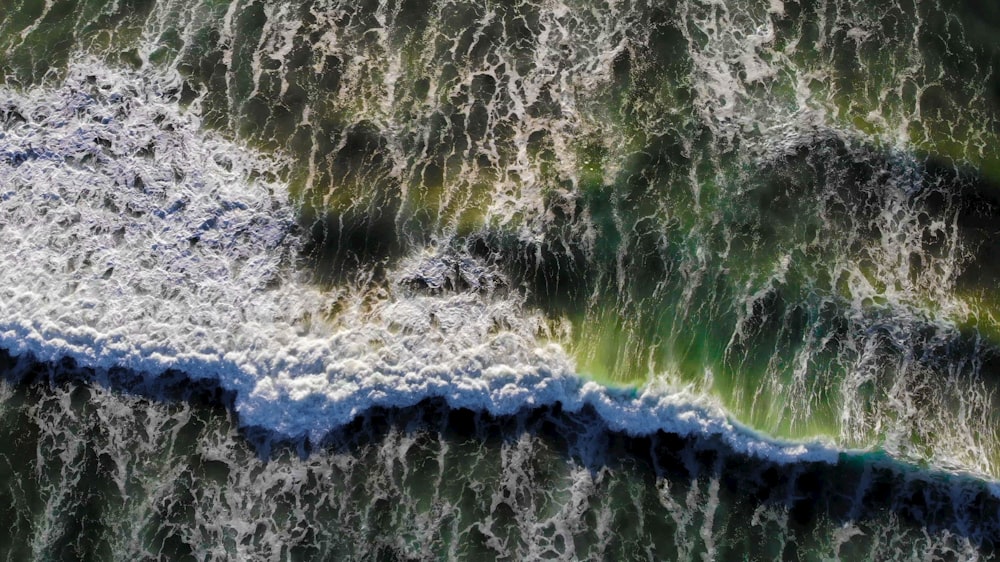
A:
0,61,840,466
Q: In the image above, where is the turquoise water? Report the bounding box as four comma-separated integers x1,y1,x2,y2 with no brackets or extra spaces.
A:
2,0,1000,558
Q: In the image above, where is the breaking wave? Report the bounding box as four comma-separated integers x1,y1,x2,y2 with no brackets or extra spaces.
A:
0,62,844,466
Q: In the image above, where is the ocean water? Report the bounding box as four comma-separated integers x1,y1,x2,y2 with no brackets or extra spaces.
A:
1,0,1000,559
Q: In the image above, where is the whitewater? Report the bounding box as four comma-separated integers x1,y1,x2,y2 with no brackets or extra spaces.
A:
4,0,1000,558
0,61,837,463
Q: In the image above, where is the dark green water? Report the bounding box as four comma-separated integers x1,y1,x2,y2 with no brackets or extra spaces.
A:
2,0,1000,558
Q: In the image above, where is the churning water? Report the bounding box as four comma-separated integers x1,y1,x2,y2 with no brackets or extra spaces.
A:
2,0,1000,559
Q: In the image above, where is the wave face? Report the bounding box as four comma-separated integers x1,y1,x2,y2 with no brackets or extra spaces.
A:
2,0,1000,558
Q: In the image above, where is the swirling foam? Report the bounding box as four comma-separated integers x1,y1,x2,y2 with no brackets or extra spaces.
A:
0,61,838,464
